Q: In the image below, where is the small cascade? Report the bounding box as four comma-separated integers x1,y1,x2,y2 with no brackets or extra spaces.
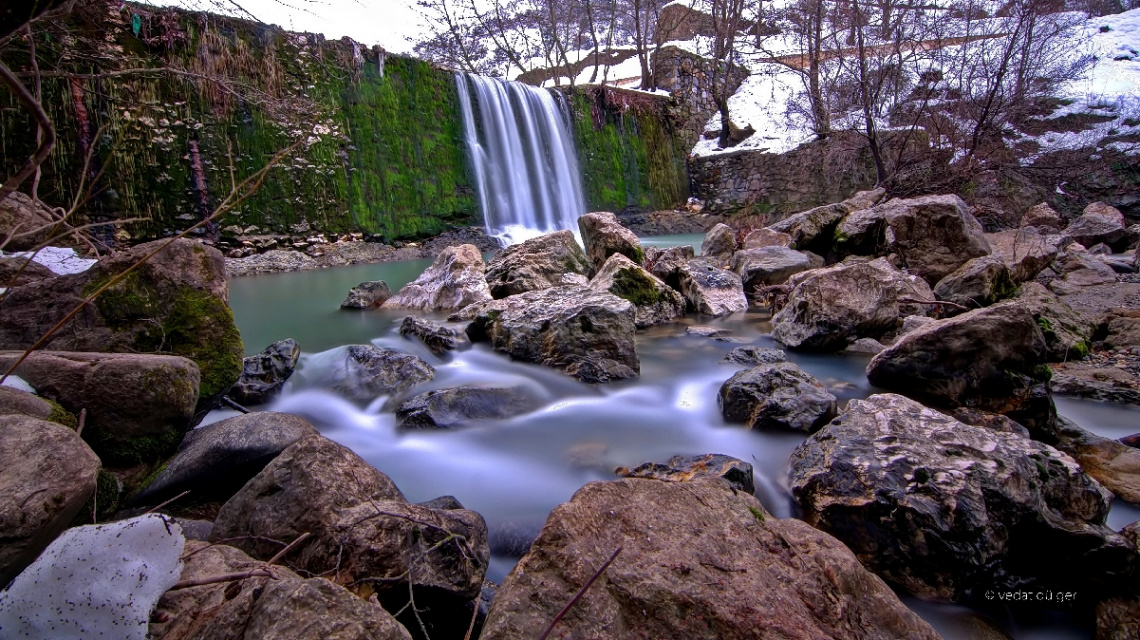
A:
456,73,587,245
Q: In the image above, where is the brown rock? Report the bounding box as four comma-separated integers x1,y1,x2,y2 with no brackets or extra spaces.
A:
742,227,792,249
0,192,57,251
578,211,644,271
480,478,939,640
484,230,593,298
985,228,1059,282
0,257,55,288
0,415,100,588
699,222,736,263
1022,202,1063,229
382,244,492,311
1055,418,1140,503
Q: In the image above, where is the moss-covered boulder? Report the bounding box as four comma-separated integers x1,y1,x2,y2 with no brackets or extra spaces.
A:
0,239,242,415
0,351,199,465
484,231,593,298
588,253,683,328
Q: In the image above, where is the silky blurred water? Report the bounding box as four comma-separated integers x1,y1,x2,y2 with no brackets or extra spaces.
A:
222,239,1139,639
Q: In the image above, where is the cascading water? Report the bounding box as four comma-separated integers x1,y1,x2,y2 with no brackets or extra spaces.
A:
456,73,587,245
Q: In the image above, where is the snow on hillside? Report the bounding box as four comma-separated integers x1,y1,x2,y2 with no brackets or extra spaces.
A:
693,8,1140,160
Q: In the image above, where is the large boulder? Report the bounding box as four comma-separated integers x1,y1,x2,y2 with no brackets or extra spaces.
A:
731,246,812,295
985,227,1059,283
1063,212,1127,251
466,286,639,383
1084,201,1128,227
677,258,748,317
767,189,884,255
398,315,471,356
0,385,73,425
790,393,1133,602
867,304,1056,438
484,230,593,298
588,253,684,328
932,255,1016,310
1049,251,1118,295
0,350,199,464
0,256,55,288
230,338,301,406
718,362,837,433
1054,418,1140,504
0,191,56,251
340,280,392,309
699,222,736,263
839,194,992,285
0,239,243,414
644,244,694,289
0,415,100,588
480,478,939,640
211,435,488,630
578,211,644,270
130,412,318,507
1099,308,1140,350
772,263,898,351
151,541,412,640
395,385,541,430
741,227,792,249
1008,283,1095,361
382,244,492,311
862,257,937,318
1022,202,1063,230
327,345,434,402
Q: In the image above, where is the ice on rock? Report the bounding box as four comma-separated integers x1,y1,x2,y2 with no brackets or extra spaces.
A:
0,514,185,639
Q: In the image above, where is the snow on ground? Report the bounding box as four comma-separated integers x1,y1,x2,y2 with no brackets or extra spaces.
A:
5,246,97,275
0,375,36,394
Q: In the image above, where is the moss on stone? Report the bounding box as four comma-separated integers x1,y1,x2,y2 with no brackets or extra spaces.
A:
82,423,185,467
748,505,766,522
611,267,671,306
46,398,78,429
68,469,122,527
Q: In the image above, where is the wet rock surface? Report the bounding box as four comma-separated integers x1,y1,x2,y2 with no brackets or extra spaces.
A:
395,385,541,430
718,362,837,433
327,345,434,402
383,244,492,311
484,230,593,298
772,263,898,351
230,338,300,406
588,253,684,328
340,279,392,309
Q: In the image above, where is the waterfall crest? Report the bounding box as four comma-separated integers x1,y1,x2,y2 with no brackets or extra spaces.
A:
456,73,586,245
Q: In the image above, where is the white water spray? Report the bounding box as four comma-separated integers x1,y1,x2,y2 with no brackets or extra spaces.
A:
456,73,587,245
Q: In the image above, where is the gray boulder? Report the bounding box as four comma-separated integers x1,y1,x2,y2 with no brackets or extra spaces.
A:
1008,283,1095,360
211,435,489,623
768,188,885,255
1049,251,1118,295
1084,201,1127,227
395,386,541,430
772,263,898,351
577,211,643,271
677,258,748,317
932,255,1016,310
1054,417,1140,504
862,257,938,318
1063,213,1127,251
399,315,471,355
699,222,736,263
484,230,593,298
466,286,639,383
130,412,318,507
721,346,788,366
588,253,684,328
618,453,755,493
340,280,392,309
742,227,792,249
866,304,1056,438
1022,202,1063,229
985,227,1059,282
0,415,100,588
480,478,939,640
731,246,812,296
644,244,694,289
328,345,434,402
383,244,492,311
790,393,1132,602
152,540,412,640
0,350,198,464
230,338,300,405
719,362,837,433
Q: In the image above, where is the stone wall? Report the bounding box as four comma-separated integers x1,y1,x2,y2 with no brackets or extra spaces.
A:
689,133,882,219
652,45,749,147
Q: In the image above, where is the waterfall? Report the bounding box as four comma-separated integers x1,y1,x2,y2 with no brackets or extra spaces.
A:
456,73,587,245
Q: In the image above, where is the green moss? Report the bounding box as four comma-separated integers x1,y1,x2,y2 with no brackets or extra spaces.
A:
141,288,243,401
990,271,1018,303
748,505,766,522
610,267,671,306
1036,316,1054,333
46,398,78,429
69,469,122,527
1031,363,1054,382
82,423,184,466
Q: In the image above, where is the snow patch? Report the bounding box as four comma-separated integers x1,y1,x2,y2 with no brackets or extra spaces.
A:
0,514,185,639
5,246,97,275
0,375,36,394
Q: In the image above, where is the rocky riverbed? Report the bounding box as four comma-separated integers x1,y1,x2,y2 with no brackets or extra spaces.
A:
2,190,1140,638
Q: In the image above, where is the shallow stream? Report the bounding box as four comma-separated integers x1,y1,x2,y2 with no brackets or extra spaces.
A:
217,236,1140,639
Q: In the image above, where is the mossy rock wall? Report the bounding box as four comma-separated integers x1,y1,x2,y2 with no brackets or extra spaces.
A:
0,0,475,241
562,85,689,213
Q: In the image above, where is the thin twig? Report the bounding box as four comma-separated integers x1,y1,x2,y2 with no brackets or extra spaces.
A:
221,396,251,413
145,490,191,514
898,296,969,311
74,408,86,437
536,546,622,640
463,594,480,640
266,531,310,565
169,569,273,590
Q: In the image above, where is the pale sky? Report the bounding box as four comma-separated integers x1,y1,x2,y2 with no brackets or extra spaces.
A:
150,0,427,53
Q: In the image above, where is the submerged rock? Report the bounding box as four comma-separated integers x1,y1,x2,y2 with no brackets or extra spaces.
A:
340,280,392,309
578,211,644,270
395,386,541,429
484,230,593,298
399,315,471,355
0,350,199,464
588,253,684,328
466,286,639,383
0,415,99,589
480,478,939,640
618,453,755,493
721,345,788,366
383,244,492,311
790,393,1133,602
230,338,301,405
772,263,898,351
718,362,837,433
328,345,434,402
